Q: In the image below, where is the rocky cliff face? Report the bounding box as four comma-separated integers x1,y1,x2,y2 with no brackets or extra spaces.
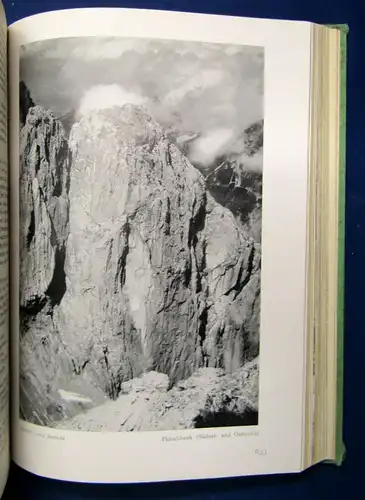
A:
20,103,261,427
20,105,70,310
19,105,74,424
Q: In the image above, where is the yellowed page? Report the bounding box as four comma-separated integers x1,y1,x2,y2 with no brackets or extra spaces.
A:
0,2,10,497
9,8,311,483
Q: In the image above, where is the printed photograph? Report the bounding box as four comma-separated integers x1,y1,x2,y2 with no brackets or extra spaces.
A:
19,36,263,431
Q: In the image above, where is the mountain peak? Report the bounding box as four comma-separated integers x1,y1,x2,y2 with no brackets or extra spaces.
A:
70,104,163,151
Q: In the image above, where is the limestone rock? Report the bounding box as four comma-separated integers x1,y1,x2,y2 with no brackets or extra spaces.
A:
19,105,70,310
55,104,260,397
20,103,261,427
19,105,72,424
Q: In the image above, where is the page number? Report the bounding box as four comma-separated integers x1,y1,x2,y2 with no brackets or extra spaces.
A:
255,448,268,456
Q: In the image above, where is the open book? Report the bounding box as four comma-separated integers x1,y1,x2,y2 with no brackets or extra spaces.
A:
0,1,347,495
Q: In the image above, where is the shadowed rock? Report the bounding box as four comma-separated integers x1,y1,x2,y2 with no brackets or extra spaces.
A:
19,81,35,128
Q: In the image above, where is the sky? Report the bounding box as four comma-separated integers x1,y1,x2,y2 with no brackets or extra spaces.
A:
20,36,264,169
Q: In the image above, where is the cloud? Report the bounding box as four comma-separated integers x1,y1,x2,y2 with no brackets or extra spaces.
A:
77,84,146,117
188,126,263,172
21,37,152,61
21,37,264,169
72,38,151,60
164,69,224,106
189,128,234,166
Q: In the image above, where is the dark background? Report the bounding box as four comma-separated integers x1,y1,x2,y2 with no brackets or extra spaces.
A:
3,0,364,498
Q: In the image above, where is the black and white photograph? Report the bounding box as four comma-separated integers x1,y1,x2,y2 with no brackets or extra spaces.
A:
19,36,263,432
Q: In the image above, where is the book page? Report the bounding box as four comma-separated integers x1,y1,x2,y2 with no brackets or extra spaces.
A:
9,8,311,483
0,2,10,496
